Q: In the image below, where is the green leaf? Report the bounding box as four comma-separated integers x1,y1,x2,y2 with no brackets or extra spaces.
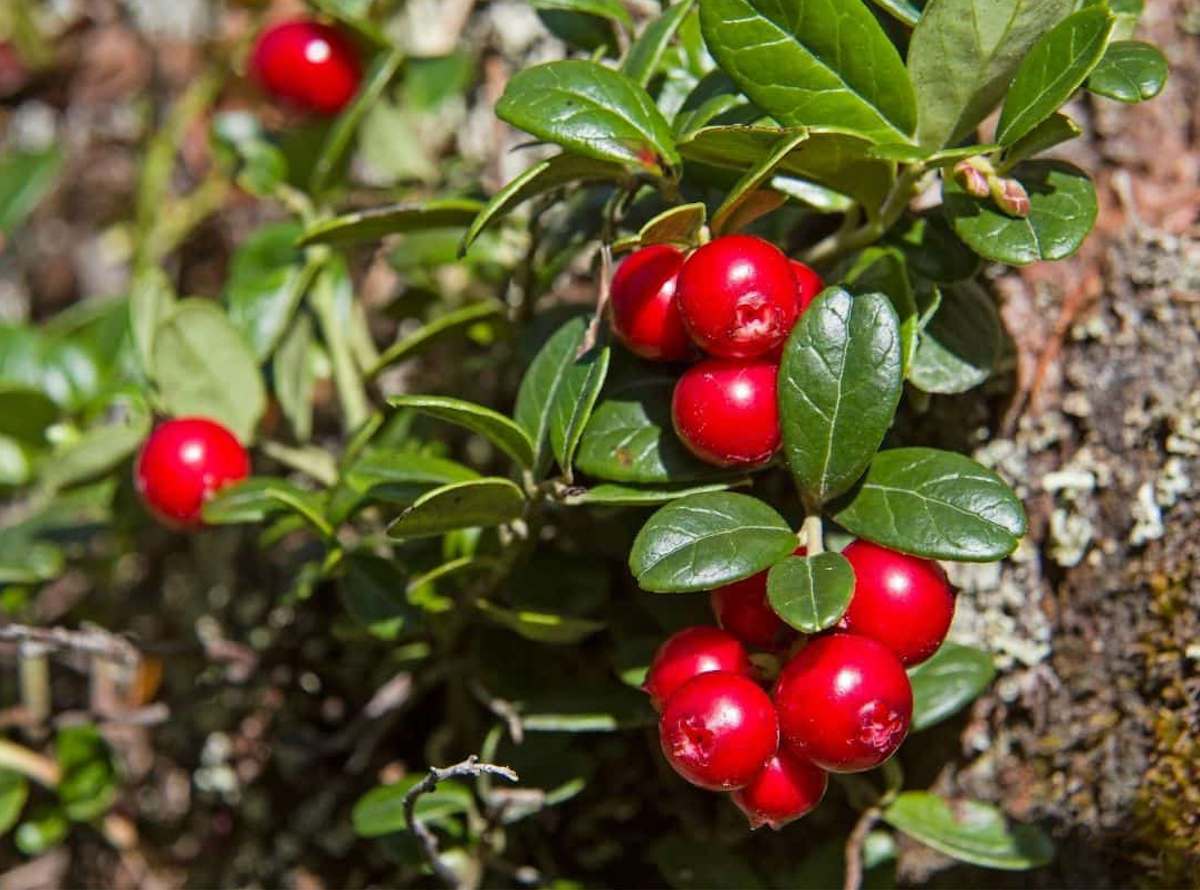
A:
637,202,707,248
1087,40,1168,103
476,599,606,644
202,478,332,537
387,478,525,539
945,160,1097,266
909,643,996,732
882,793,1054,870
531,0,633,27
310,255,369,430
459,154,628,255
889,214,981,284
766,552,854,633
388,394,535,468
621,0,696,87
332,449,479,522
0,148,62,234
711,129,808,235
629,492,797,592
152,299,266,443
496,61,680,175
908,0,1075,148
129,266,176,375
779,289,903,508
549,342,611,476
56,724,117,821
224,223,316,361
909,281,1000,395
995,7,1115,146
520,687,654,732
0,769,28,835
353,777,473,838
1002,112,1082,169
699,0,916,143
299,198,485,247
565,479,744,506
832,447,1027,561
368,300,505,379
869,0,921,26
311,47,404,193
0,385,58,444
0,534,64,584
273,313,315,442
15,806,68,855
672,70,760,139
342,554,416,640
840,247,919,370
40,395,152,492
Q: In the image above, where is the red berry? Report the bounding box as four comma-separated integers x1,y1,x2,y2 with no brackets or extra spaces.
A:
710,552,802,651
839,540,956,667
676,235,799,358
135,418,250,528
731,749,828,830
671,357,780,467
774,633,912,773
610,245,691,362
659,671,778,791
788,260,824,314
250,20,361,116
643,626,751,712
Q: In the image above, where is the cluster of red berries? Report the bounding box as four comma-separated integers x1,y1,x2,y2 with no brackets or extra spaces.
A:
642,542,955,830
136,418,250,529
249,19,362,117
610,235,824,467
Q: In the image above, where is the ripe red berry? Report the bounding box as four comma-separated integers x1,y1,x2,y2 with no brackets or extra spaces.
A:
676,235,799,358
671,357,780,467
135,418,250,528
250,20,361,116
774,633,912,773
710,552,802,651
659,671,778,791
788,260,824,314
610,244,691,362
731,749,828,830
839,540,956,667
643,626,751,712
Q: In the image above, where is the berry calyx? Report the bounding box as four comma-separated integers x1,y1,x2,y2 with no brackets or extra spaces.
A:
839,540,956,667
643,626,751,712
250,20,361,116
672,357,780,467
730,749,828,830
610,244,691,362
135,418,250,528
659,671,778,791
774,633,912,773
788,260,824,314
710,553,802,651
676,235,798,358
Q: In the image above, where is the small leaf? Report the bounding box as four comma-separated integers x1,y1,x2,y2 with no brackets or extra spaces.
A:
299,198,484,247
387,478,525,539
530,0,633,28
40,396,152,492
909,643,996,732
621,0,696,87
711,129,808,235
56,724,117,821
565,479,744,506
15,807,68,856
476,599,606,645
353,777,472,837
0,769,28,835
129,266,176,375
342,554,416,640
0,148,62,234
882,792,1054,870
273,313,315,442
388,394,535,468
202,477,332,537
840,247,919,370
909,281,1000,395
779,289,903,508
766,552,854,633
1087,40,1168,104
672,70,760,139
332,449,479,522
550,343,611,476
629,491,797,592
637,202,707,248
368,300,505,379
0,385,58,445
224,222,315,361
1002,112,1082,170
831,448,1027,562
994,7,1115,146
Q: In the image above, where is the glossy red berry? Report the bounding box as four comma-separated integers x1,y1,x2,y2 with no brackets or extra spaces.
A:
250,20,361,116
610,244,691,362
676,235,799,358
788,260,824,314
839,540,956,667
710,552,802,651
774,633,912,773
135,418,250,528
671,357,780,467
659,671,778,791
643,626,751,712
731,749,828,830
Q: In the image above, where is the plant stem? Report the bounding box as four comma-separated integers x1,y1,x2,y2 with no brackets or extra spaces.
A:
802,514,824,555
843,805,881,890
0,737,59,788
802,167,925,267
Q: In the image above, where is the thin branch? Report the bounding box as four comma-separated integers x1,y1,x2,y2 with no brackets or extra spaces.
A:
0,624,140,668
843,805,880,890
0,737,60,788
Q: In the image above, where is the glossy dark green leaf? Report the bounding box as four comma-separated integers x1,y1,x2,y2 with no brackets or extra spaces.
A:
622,0,696,87
332,450,479,522
869,0,921,26
273,313,315,442
0,148,62,234
368,300,505,378
780,289,903,508
672,70,761,139
388,395,535,468
387,477,525,539
0,769,28,835
353,776,472,837
909,281,1000,394
637,202,707,247
995,7,1115,146
889,214,981,284
711,129,808,235
629,492,796,592
476,599,606,644
766,552,854,633
699,0,916,143
299,198,484,247
496,60,680,175
550,342,611,475
152,300,266,443
909,643,996,732
342,554,416,640
56,724,117,821
945,160,1098,266
1087,40,1168,103
908,0,1075,148
224,222,314,361
0,385,57,444
202,477,332,537
840,247,918,370
882,792,1053,870
832,447,1027,561
1002,113,1082,169
564,479,743,506
40,395,151,492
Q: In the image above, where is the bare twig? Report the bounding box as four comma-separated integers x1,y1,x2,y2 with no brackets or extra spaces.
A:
0,623,140,667
0,737,60,788
404,756,519,889
843,805,881,890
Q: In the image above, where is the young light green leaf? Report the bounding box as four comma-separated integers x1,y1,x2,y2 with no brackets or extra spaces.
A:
909,643,996,732
699,0,917,143
564,479,744,506
310,256,369,431
299,198,484,247
341,554,416,640
766,552,854,633
387,477,525,539
779,289,903,508
388,394,535,468
368,300,505,379
224,222,317,361
476,599,606,645
629,491,797,592
882,793,1053,870
0,770,28,835
353,777,472,837
994,7,1115,146
1002,113,1082,170
909,281,1000,395
56,724,117,822
0,148,62,234
621,0,696,87
273,313,315,442
831,447,1027,562
637,202,707,248
1087,40,1168,104
711,129,808,235
496,61,680,175
202,477,332,537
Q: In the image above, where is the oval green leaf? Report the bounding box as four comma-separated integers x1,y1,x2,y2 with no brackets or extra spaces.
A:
389,394,535,468
1001,112,1082,170
224,222,315,361
840,247,918,370
202,477,332,537
766,552,854,633
353,777,473,838
621,0,696,88
299,198,485,247
565,479,744,506
909,642,996,732
0,769,28,835
638,202,707,248
909,281,1000,395
342,554,416,640
387,477,525,539
1087,40,1168,104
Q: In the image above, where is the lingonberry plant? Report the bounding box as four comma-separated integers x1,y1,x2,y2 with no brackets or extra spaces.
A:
0,0,1170,884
